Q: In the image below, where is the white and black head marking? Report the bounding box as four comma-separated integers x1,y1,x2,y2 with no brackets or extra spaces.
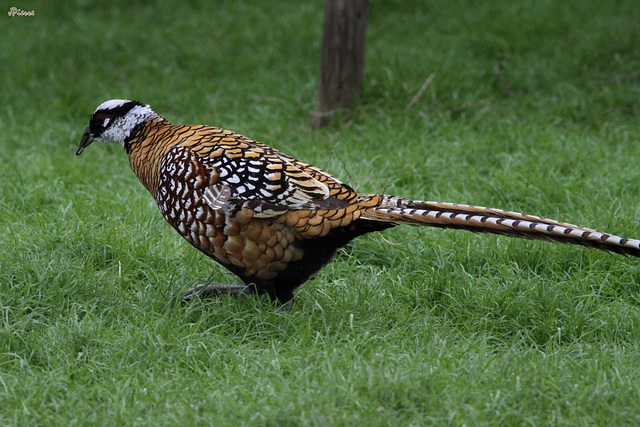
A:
76,99,156,155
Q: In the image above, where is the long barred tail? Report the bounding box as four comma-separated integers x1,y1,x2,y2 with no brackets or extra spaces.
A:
359,195,640,257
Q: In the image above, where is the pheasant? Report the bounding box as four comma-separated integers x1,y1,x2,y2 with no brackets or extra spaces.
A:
77,99,640,308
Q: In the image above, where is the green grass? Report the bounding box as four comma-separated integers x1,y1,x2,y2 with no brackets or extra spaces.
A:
2,0,640,424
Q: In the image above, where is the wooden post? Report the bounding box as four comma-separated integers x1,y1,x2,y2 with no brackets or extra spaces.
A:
310,0,369,129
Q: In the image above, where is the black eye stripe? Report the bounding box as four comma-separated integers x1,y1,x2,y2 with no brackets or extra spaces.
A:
89,100,143,135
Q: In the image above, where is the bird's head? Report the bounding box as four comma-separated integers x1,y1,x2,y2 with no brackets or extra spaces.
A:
76,99,157,155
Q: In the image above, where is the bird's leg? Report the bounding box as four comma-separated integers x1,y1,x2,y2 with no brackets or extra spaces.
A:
182,282,295,311
181,282,254,303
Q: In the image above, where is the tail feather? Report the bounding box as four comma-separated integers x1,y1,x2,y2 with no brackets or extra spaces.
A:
359,195,640,257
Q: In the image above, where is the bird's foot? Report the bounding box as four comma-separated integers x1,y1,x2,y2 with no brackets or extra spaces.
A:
181,282,253,303
278,300,294,312
181,283,295,311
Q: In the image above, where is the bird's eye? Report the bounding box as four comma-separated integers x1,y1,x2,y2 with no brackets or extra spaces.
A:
89,111,113,135
95,114,110,128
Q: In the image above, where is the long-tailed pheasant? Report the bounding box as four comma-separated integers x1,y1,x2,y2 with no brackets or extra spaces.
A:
76,99,640,307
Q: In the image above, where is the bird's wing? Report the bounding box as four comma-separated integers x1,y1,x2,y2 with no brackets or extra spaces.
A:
174,125,356,216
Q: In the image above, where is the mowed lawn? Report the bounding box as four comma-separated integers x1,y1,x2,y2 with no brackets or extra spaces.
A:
2,0,640,425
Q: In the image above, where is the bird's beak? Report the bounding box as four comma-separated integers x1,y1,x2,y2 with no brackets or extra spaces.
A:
76,126,93,155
